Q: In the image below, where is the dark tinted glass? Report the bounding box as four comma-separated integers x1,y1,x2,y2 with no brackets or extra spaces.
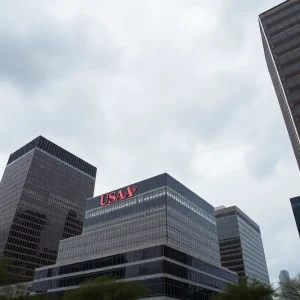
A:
0,148,95,279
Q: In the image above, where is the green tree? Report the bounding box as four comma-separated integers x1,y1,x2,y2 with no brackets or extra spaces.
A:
0,257,11,286
278,273,300,300
0,257,36,300
210,278,276,300
0,295,53,300
0,257,20,286
63,276,150,300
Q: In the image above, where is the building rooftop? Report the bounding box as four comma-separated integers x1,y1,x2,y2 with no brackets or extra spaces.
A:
214,205,260,234
290,196,300,203
7,136,97,178
86,173,215,216
259,0,297,18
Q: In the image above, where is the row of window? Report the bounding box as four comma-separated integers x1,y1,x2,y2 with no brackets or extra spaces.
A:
35,245,237,283
33,260,229,292
14,216,47,231
7,236,39,249
221,254,243,262
269,15,300,38
86,187,166,218
167,219,218,256
11,224,43,238
84,198,166,231
5,244,57,262
5,246,57,262
28,153,93,204
41,277,217,300
15,210,47,225
168,229,219,265
216,211,260,234
85,187,215,225
222,261,244,269
9,229,40,243
57,229,166,263
164,247,236,282
34,137,96,177
166,189,215,224
265,37,300,163
275,37,300,58
57,208,166,262
83,207,166,236
264,3,300,28
20,198,83,221
219,238,241,247
243,262,269,283
279,47,300,70
220,250,242,259
19,200,84,228
7,265,34,279
281,63,300,82
271,23,300,47
167,198,216,232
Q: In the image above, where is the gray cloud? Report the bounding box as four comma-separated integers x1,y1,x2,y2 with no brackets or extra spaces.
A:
0,14,122,91
0,0,299,286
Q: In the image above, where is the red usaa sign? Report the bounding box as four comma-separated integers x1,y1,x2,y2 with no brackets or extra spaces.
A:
100,185,138,206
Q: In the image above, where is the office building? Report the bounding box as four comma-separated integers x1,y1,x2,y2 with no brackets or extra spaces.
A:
0,136,96,280
215,206,270,284
290,196,300,236
279,270,291,299
31,173,238,299
259,0,300,170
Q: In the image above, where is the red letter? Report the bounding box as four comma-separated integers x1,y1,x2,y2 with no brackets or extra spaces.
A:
108,192,116,204
124,186,133,198
116,190,125,201
124,186,138,198
100,194,108,206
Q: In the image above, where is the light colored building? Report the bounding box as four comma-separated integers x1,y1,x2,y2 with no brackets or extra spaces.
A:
30,174,238,299
215,206,270,284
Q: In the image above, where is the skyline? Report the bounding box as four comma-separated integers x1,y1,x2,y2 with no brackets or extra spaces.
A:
0,0,299,285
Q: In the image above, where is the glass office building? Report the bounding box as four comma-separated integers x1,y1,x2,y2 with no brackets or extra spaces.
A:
0,136,96,280
31,173,237,299
215,206,269,284
279,270,291,299
290,196,300,236
259,0,300,170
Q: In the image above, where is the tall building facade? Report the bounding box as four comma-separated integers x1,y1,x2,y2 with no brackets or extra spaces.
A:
215,206,269,284
259,0,300,170
0,136,96,280
290,196,300,236
31,173,238,299
279,270,291,299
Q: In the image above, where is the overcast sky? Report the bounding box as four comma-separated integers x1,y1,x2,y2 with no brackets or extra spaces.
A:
0,0,299,285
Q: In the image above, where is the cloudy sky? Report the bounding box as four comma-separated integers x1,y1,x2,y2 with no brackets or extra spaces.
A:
0,0,299,285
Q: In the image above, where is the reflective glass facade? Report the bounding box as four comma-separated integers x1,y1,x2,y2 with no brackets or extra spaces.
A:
215,206,269,284
259,0,300,170
0,136,96,280
279,269,291,299
290,196,300,236
31,173,237,299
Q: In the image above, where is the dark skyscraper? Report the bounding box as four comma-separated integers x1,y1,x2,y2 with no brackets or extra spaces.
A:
290,196,300,236
259,0,300,170
0,136,96,280
215,206,270,284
